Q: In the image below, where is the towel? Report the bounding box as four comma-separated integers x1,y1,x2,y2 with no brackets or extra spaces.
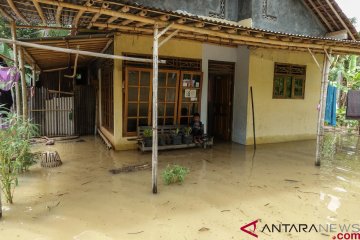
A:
325,85,337,126
346,90,360,120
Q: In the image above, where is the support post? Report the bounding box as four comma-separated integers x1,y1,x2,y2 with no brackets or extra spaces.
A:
18,47,28,119
10,22,21,116
152,24,159,194
315,51,331,166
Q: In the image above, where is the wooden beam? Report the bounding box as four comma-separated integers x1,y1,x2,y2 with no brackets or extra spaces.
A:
306,0,334,32
6,0,29,24
159,30,179,48
18,47,28,119
159,14,170,22
0,37,166,63
31,0,46,25
10,22,21,116
33,0,360,54
315,51,331,166
120,10,147,26
176,18,186,24
307,48,322,71
91,22,153,33
152,24,159,194
0,6,14,22
106,5,130,24
55,1,63,26
315,0,341,30
324,0,356,40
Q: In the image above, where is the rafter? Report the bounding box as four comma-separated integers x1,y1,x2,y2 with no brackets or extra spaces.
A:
31,0,46,25
324,0,356,40
55,0,63,26
305,0,334,32
6,0,29,24
0,6,14,22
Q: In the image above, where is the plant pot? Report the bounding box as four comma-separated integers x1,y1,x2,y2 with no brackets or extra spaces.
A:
165,135,172,145
171,135,182,145
158,136,166,146
144,137,152,147
182,135,193,144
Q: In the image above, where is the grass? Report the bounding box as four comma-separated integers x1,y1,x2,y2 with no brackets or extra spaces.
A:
162,164,190,185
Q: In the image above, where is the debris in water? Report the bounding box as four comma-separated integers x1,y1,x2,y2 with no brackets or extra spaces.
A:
81,181,92,186
127,231,144,235
46,201,60,211
109,163,150,174
284,179,300,183
198,227,210,232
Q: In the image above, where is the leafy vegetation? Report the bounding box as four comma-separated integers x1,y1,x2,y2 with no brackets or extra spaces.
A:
183,126,192,136
162,164,189,185
0,109,38,204
329,55,360,132
143,129,152,138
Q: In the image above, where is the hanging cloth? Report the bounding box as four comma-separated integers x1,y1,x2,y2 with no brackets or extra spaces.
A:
0,67,20,91
346,90,360,120
325,85,337,126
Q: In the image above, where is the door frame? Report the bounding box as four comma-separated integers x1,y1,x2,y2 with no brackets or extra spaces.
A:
207,60,235,141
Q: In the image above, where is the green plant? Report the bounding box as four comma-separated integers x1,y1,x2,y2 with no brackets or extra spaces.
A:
143,129,152,138
171,128,180,136
0,110,38,204
183,127,192,136
162,164,189,185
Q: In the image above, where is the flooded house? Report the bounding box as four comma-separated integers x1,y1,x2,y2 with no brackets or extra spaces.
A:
1,0,359,150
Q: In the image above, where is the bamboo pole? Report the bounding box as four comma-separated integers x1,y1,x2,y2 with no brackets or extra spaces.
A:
10,22,21,116
315,52,331,166
18,47,28,120
152,24,159,194
0,37,166,64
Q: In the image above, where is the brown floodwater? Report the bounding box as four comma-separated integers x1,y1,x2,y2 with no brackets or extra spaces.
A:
0,134,359,240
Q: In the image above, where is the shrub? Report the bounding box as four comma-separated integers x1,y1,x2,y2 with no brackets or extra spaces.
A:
162,164,189,185
0,111,38,204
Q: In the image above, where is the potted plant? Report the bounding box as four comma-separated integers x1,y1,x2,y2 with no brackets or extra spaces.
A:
158,135,166,146
143,129,152,147
182,126,193,144
171,128,182,145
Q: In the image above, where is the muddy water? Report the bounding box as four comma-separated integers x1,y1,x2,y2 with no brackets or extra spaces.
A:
0,135,359,240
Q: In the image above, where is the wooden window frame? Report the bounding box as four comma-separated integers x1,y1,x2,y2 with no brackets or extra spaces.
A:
124,67,181,136
157,70,180,127
177,71,203,125
101,65,114,133
124,67,152,137
272,63,306,99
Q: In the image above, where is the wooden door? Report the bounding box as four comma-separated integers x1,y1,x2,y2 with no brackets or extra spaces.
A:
208,61,234,141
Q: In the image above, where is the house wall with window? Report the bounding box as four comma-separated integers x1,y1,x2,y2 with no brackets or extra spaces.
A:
243,48,324,145
112,33,202,150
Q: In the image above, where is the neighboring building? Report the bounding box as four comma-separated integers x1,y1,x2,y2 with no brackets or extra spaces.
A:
1,0,359,150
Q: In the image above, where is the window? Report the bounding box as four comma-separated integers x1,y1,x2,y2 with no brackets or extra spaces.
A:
158,70,180,126
124,68,152,136
273,63,306,99
124,68,202,136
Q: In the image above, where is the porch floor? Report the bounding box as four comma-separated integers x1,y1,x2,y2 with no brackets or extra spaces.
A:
1,135,359,240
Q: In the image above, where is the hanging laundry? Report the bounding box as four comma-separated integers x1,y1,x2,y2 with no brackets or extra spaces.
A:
346,90,360,120
325,85,337,126
0,67,20,91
